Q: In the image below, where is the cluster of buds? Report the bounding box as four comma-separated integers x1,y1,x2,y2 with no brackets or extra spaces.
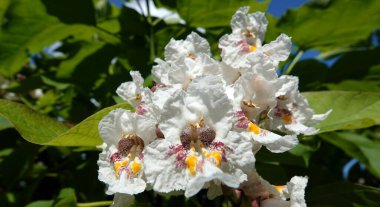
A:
97,7,330,207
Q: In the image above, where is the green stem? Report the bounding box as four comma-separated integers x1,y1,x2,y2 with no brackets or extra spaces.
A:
77,201,113,207
284,50,304,75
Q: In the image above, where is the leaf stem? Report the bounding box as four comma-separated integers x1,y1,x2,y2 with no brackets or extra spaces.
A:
284,50,304,75
77,201,113,207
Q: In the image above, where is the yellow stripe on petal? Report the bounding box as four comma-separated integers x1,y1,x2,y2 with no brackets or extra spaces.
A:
248,122,260,135
249,45,257,52
186,155,197,175
114,160,129,173
131,161,142,176
206,151,222,167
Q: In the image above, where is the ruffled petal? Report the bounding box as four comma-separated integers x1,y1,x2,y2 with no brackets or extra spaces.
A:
186,76,234,139
260,33,292,66
287,176,308,207
99,109,129,147
165,32,211,63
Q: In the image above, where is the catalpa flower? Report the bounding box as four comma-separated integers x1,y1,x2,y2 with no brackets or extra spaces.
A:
268,75,331,135
231,73,298,153
116,71,145,107
152,32,220,90
164,32,211,63
144,76,255,197
220,53,278,86
97,109,156,195
219,7,291,68
152,54,221,90
241,170,308,207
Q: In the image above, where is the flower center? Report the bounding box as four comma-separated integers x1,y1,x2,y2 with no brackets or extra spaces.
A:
110,134,145,178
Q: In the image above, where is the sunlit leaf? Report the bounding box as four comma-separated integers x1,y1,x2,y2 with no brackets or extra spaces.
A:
177,0,271,28
0,99,70,144
0,99,132,147
303,91,380,133
48,102,133,146
278,0,380,51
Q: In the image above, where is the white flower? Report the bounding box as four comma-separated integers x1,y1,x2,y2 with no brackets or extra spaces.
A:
116,71,145,107
152,54,221,90
261,176,308,207
230,7,268,46
165,32,211,63
268,75,331,135
219,7,291,68
143,76,255,197
229,73,298,153
241,170,308,207
97,109,156,195
220,53,278,85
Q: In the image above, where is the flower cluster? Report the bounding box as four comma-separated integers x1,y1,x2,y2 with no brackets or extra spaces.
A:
97,7,330,207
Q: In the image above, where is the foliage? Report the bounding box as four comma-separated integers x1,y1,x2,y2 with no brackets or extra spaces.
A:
0,0,379,206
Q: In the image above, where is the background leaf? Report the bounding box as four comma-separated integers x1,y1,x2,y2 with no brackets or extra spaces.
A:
278,0,380,51
0,99,132,147
304,91,380,133
177,0,270,28
320,132,380,179
307,182,380,207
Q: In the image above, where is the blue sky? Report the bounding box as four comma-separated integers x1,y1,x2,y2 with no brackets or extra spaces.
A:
267,0,308,17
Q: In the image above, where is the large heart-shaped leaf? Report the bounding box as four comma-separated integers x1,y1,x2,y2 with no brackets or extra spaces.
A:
303,91,380,133
0,99,132,147
278,0,380,51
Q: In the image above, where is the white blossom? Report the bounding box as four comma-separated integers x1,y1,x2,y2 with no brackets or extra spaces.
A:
97,109,156,195
143,76,255,197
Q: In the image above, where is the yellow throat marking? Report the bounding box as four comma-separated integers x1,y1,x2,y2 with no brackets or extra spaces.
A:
131,161,142,176
249,45,257,52
186,155,198,175
206,151,222,167
114,159,129,173
248,122,260,135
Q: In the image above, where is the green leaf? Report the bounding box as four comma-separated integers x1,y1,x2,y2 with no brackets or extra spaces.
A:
303,91,380,133
0,0,119,77
41,0,96,25
320,132,380,179
278,0,380,51
26,200,54,207
177,0,270,28
0,99,70,144
290,59,329,91
47,102,133,147
53,188,76,207
308,182,380,207
0,99,132,147
0,116,12,131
